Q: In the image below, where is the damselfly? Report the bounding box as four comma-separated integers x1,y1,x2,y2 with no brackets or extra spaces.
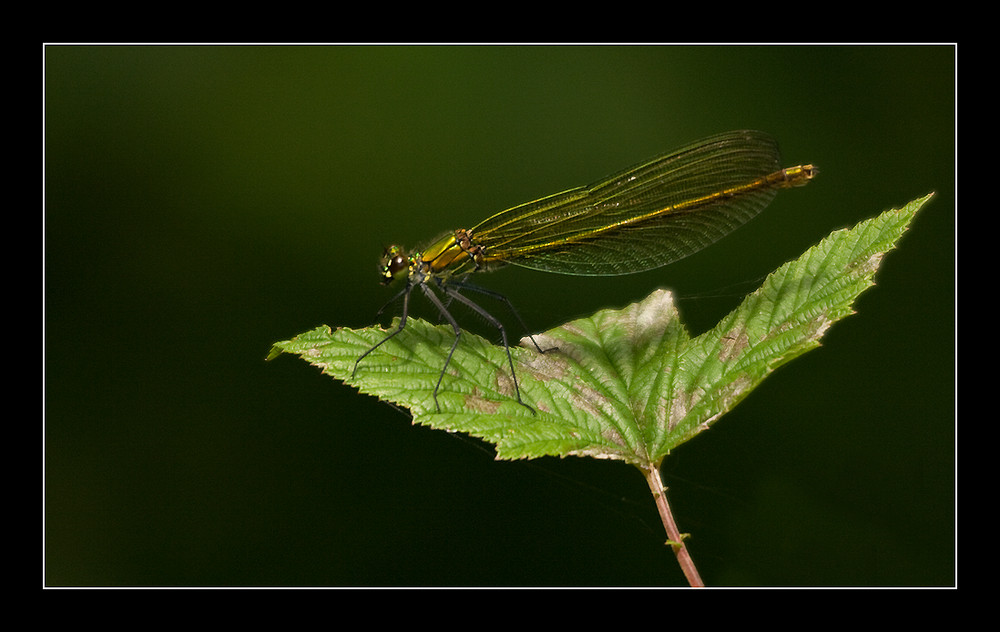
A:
353,130,817,413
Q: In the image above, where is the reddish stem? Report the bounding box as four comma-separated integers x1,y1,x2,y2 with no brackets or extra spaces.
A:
643,464,704,587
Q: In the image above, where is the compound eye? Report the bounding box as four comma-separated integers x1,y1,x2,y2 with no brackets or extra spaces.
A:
380,246,409,284
387,254,407,275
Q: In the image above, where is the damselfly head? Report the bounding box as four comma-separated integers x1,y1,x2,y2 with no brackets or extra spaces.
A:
379,245,410,285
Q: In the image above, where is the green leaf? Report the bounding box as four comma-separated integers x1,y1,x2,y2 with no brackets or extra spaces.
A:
269,195,930,468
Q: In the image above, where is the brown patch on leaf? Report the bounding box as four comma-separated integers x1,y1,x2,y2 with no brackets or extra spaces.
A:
718,329,750,363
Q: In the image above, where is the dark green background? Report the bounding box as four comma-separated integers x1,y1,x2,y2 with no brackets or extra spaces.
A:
45,45,955,587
